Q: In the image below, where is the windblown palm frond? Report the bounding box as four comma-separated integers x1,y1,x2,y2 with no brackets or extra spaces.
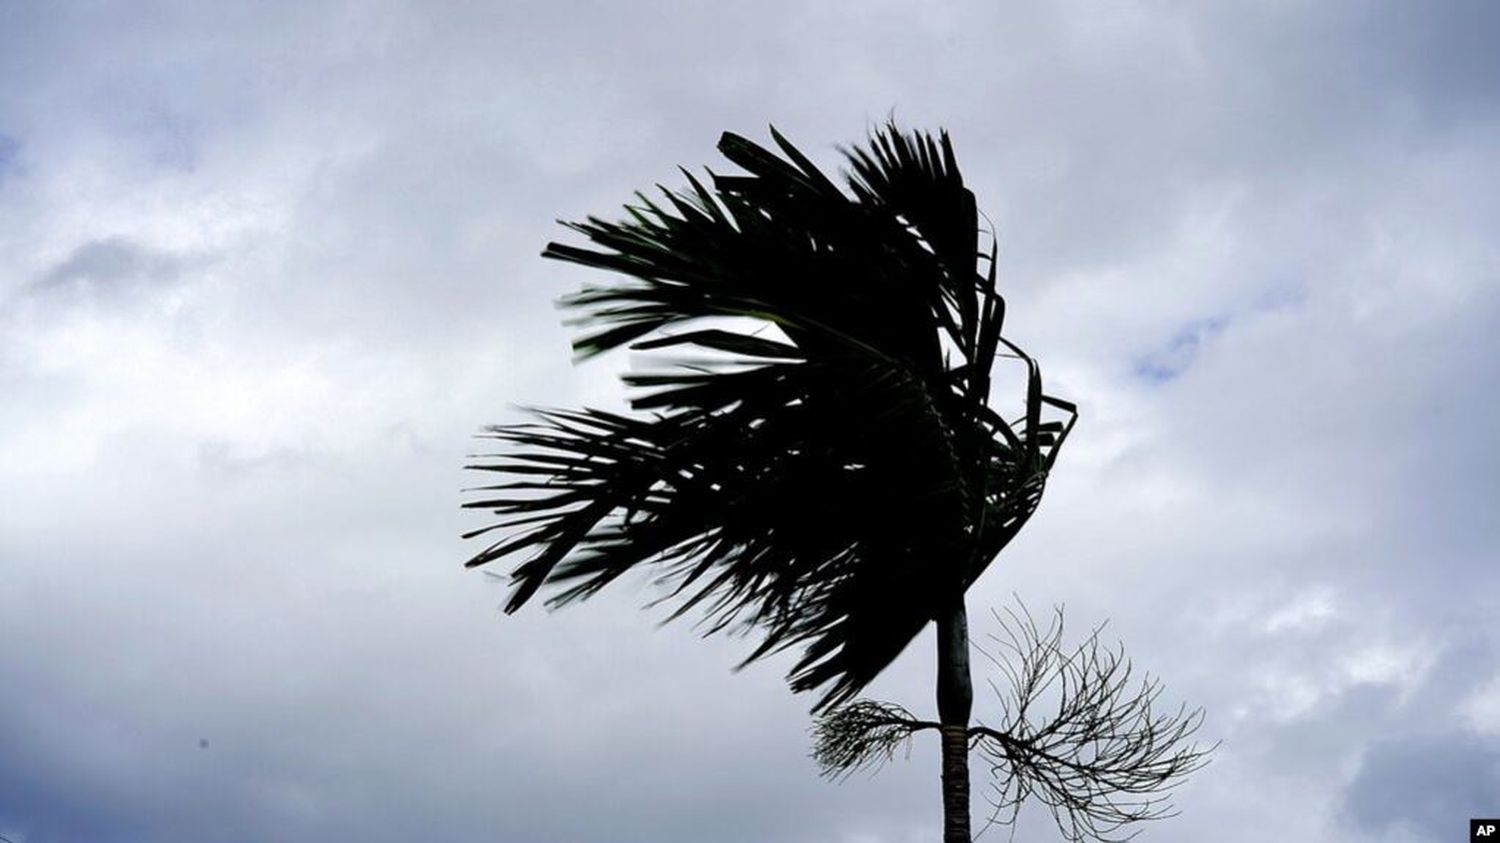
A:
464,123,1076,711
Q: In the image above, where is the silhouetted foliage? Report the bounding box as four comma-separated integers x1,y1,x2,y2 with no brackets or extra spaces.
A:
463,122,1074,712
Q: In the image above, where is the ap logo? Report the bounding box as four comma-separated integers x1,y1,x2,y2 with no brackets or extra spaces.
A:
1474,819,1500,840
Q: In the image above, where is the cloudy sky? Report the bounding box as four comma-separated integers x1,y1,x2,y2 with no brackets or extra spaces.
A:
2,2,1498,841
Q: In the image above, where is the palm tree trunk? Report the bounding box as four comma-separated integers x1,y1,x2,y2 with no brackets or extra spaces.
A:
936,597,973,843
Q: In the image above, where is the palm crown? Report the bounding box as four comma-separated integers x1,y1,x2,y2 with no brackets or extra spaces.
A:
464,123,1075,711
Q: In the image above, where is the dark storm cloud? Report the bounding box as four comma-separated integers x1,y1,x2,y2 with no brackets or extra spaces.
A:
1346,734,1500,839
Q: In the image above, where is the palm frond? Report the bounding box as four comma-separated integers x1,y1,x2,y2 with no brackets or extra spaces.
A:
466,123,1076,710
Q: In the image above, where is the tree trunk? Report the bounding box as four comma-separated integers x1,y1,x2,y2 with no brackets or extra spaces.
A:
936,598,973,843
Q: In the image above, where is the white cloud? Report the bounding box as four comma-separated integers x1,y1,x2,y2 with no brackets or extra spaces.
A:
1262,588,1339,635
2,2,1498,842
1461,674,1500,736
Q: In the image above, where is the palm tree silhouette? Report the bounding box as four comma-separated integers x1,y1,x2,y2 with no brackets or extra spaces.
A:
463,123,1075,841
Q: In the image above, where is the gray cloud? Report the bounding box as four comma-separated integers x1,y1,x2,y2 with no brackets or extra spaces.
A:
1346,733,1500,840
31,237,187,295
1,2,1497,841
0,133,17,183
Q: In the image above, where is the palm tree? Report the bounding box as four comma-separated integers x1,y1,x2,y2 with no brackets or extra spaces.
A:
463,122,1075,842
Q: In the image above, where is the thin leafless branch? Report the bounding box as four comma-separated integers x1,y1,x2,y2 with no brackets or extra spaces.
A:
812,600,1214,842
971,600,1216,842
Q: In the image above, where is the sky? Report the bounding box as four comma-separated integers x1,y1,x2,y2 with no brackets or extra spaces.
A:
1,2,1498,841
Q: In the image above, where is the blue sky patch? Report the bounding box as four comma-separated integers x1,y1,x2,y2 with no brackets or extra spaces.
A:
1133,317,1228,383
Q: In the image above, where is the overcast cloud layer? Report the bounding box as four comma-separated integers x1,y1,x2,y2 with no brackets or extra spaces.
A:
2,2,1498,841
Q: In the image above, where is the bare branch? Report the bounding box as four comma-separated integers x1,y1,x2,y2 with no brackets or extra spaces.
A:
970,599,1216,843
